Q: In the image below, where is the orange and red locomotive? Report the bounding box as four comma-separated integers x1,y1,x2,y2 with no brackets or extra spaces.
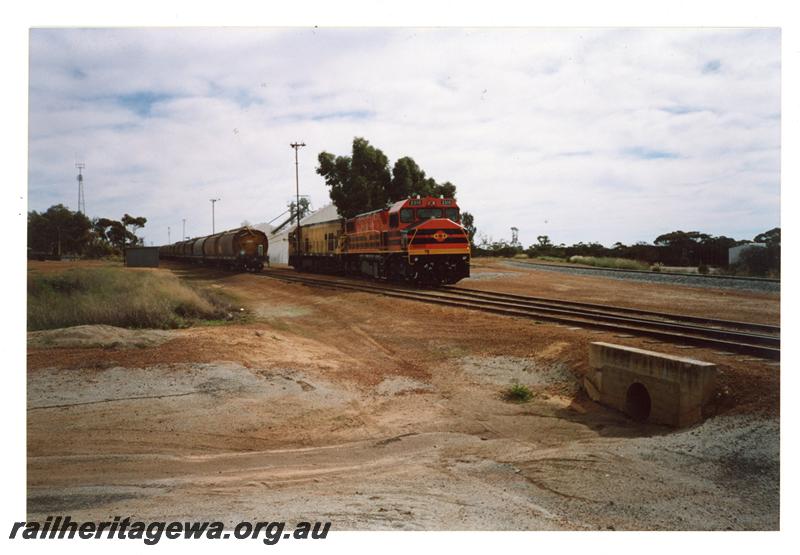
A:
289,196,470,285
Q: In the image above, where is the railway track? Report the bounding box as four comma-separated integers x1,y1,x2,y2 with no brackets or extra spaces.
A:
259,269,780,361
512,259,781,283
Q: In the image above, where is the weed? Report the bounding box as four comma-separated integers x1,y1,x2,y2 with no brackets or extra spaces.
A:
504,383,534,403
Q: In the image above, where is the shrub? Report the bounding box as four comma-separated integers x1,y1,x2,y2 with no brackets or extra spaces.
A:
504,383,534,403
731,245,780,277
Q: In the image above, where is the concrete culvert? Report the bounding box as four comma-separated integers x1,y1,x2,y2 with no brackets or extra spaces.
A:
625,382,652,422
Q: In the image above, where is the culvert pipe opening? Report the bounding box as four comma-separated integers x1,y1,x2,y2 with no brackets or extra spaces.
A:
625,382,652,421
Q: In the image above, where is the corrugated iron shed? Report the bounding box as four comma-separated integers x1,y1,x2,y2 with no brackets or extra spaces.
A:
125,247,160,268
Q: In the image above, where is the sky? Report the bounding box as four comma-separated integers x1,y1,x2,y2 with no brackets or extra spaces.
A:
27,27,781,247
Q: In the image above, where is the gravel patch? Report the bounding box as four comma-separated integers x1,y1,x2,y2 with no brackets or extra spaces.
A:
28,325,174,349
255,304,313,318
466,271,513,281
461,355,578,393
376,377,432,396
632,414,779,467
505,261,780,293
28,362,352,410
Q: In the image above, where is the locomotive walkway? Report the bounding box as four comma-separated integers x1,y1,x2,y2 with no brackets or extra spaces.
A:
259,268,780,361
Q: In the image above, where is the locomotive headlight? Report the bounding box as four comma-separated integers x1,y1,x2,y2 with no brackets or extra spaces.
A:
240,250,245,255
462,256,467,260
413,257,419,262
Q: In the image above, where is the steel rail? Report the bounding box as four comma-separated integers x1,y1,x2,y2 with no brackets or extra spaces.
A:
443,286,780,335
508,259,781,283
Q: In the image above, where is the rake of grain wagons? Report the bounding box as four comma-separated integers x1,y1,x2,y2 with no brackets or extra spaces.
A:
159,226,269,271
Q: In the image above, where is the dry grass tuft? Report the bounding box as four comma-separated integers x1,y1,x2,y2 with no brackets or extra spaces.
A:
568,255,650,271
27,267,236,330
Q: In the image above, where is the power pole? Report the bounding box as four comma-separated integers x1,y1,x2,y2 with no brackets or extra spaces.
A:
290,141,306,254
168,226,171,244
182,218,186,240
210,199,220,234
75,162,86,214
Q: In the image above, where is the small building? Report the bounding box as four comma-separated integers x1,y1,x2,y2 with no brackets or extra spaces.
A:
124,246,160,268
728,242,766,265
256,204,341,266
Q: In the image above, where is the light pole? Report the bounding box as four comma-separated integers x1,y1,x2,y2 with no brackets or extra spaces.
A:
290,142,306,254
210,199,220,234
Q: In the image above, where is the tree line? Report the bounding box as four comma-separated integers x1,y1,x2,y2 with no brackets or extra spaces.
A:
28,204,148,258
471,223,780,276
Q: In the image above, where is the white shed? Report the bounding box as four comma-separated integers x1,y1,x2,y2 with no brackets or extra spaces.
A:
258,204,341,266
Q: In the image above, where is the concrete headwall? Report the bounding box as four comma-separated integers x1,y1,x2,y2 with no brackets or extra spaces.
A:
585,342,716,427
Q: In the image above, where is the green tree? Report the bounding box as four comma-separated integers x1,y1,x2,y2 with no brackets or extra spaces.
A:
654,230,710,265
435,181,457,198
318,137,458,218
93,217,139,251
736,246,779,277
317,137,391,218
390,156,428,200
122,214,147,245
28,204,92,256
289,197,312,222
754,227,780,245
461,211,477,247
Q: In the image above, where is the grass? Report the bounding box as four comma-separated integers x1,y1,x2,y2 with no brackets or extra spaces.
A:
503,383,534,403
27,267,240,331
533,256,567,263
567,255,650,271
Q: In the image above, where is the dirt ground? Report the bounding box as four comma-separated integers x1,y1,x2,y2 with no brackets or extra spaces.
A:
26,260,780,530
464,258,780,325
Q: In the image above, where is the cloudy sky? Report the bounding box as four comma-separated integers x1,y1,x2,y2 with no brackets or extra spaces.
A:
28,27,780,247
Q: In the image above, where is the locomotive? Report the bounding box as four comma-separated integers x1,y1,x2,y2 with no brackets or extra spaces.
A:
159,226,269,271
289,196,470,285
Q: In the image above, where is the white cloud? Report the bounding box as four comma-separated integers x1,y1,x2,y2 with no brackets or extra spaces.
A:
28,27,780,246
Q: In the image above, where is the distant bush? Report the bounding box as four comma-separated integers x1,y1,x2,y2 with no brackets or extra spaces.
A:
650,263,663,272
27,267,237,330
532,256,567,263
730,245,780,278
698,263,710,275
568,256,649,271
